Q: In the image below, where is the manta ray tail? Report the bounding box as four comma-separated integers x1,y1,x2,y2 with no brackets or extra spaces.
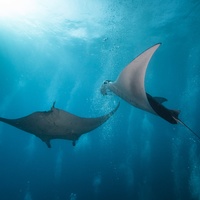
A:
170,110,180,118
173,117,200,141
170,110,200,140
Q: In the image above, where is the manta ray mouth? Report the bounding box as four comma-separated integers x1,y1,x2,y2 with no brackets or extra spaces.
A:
100,80,112,96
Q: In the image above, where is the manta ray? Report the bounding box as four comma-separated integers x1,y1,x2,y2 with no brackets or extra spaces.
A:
101,43,199,140
0,102,119,148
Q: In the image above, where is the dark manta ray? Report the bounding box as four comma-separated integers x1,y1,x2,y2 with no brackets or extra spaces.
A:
0,102,120,148
101,43,200,140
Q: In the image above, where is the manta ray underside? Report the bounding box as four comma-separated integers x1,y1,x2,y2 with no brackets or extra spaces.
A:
101,43,200,140
0,102,119,148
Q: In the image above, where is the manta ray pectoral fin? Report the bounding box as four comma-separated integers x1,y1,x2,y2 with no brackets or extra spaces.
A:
153,97,168,104
112,43,161,114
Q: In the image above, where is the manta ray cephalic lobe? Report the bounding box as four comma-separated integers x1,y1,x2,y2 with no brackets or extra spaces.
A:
0,102,120,148
101,43,200,140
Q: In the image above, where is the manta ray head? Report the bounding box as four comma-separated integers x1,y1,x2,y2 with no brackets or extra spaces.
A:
100,80,112,96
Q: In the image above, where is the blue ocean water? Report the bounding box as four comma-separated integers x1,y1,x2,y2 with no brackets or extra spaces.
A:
0,0,200,199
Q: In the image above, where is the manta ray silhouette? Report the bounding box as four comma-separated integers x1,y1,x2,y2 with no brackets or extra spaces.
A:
0,102,120,148
101,43,200,140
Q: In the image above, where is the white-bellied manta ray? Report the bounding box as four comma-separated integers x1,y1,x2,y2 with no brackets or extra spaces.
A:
0,102,120,148
100,43,200,140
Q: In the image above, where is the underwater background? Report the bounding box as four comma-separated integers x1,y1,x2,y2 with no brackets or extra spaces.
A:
0,0,200,199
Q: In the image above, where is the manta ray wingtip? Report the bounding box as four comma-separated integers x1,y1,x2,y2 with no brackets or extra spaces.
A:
109,102,120,117
45,140,51,148
72,141,76,146
153,43,162,48
116,102,120,109
114,102,120,112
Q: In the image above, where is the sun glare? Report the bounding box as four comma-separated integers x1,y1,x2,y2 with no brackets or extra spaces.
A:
0,0,37,18
0,0,106,40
